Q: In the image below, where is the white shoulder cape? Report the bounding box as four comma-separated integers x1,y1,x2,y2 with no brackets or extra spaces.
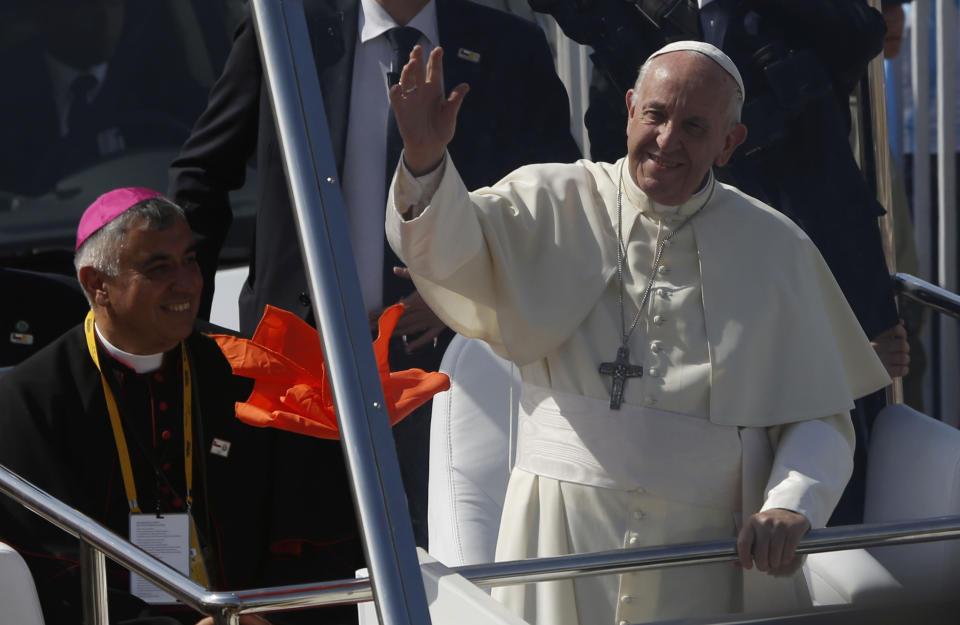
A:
388,157,890,427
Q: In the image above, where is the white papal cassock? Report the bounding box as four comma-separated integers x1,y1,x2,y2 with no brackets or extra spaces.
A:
386,154,891,625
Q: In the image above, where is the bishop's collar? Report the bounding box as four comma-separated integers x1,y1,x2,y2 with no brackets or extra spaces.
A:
94,322,165,374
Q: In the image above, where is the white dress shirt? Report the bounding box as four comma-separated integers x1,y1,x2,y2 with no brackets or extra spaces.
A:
342,0,439,313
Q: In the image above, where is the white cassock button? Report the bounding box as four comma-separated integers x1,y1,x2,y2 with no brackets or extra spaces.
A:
658,288,669,298
633,510,644,520
663,238,673,247
648,368,659,377
628,536,639,545
619,621,629,625
621,595,633,604
653,315,665,325
650,340,663,353
657,265,670,274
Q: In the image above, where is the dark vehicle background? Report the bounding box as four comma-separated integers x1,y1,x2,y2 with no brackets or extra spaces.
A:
0,0,256,278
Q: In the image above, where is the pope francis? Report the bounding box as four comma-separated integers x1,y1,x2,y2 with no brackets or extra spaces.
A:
385,40,891,624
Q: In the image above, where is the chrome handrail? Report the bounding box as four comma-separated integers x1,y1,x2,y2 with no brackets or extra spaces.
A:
249,1,430,624
893,272,960,319
79,544,109,625
4,462,960,619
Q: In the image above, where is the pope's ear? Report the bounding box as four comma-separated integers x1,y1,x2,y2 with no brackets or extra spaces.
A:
625,89,637,121
78,266,108,305
714,122,747,167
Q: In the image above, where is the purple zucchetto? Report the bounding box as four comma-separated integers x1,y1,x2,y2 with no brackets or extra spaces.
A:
75,187,163,250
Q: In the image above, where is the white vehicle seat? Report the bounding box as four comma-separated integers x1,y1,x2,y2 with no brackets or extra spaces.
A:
427,335,520,567
427,334,906,608
0,542,46,625
862,403,960,601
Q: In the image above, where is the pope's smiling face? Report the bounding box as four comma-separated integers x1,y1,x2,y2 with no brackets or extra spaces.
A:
625,51,746,206
98,217,202,354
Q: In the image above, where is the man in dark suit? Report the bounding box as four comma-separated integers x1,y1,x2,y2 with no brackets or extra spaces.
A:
169,0,580,549
0,0,208,197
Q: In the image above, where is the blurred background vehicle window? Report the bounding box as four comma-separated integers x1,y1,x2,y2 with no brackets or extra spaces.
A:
0,0,255,278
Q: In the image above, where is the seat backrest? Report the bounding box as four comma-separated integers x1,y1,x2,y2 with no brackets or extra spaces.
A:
864,403,960,599
0,542,46,625
427,335,520,567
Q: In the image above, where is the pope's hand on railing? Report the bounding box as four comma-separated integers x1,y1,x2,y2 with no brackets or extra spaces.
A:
735,508,810,577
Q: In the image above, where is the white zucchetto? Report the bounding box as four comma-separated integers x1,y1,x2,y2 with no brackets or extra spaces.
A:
647,40,745,101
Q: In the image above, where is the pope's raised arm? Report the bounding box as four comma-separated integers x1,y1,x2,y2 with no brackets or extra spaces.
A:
388,45,469,176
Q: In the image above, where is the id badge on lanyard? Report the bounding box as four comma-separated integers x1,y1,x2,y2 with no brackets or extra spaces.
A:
84,312,210,602
128,513,189,603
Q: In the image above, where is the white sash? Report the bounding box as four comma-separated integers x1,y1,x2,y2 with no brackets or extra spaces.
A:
514,383,743,510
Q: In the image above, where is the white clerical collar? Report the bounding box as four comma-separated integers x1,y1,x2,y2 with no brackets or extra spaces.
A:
622,166,716,221
94,322,164,374
359,0,439,46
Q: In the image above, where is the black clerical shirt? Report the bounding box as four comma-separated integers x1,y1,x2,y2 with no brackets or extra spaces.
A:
0,324,360,624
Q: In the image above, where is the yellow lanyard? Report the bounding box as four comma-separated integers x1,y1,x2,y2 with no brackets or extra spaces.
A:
84,311,194,514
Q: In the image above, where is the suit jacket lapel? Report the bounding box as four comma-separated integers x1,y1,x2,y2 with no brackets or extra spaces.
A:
436,0,478,97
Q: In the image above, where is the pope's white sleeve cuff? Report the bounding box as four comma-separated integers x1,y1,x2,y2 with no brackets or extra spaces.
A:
760,414,855,528
394,152,447,219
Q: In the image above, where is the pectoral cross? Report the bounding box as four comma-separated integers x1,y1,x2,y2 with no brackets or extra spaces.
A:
598,346,643,410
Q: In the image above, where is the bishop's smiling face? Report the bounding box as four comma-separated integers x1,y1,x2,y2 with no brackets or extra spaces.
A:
625,51,746,206
98,217,202,354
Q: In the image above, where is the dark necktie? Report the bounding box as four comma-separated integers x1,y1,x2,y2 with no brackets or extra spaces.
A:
67,73,98,137
383,26,422,306
385,26,421,89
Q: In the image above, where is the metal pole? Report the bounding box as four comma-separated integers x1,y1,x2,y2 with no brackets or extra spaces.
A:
230,515,960,612
248,2,431,624
867,0,903,404
458,515,960,589
909,2,935,413
79,543,109,625
867,0,897,273
935,0,959,427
